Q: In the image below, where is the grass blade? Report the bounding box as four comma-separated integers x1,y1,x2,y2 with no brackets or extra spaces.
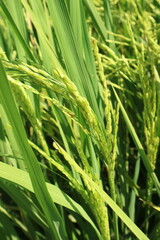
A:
0,161,101,240
0,0,36,62
0,59,67,240
113,87,160,197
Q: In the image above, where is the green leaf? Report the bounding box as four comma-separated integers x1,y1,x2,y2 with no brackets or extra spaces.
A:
0,0,36,62
53,142,150,240
0,59,67,240
113,87,160,198
0,162,101,240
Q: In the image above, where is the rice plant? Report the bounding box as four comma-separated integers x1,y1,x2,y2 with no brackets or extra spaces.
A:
0,0,160,239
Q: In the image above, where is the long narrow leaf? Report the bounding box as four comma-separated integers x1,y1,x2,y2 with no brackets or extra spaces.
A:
0,59,67,240
0,0,36,62
0,161,101,240
113,88,160,197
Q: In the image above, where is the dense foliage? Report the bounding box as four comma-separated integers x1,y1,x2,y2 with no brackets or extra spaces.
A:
0,0,160,239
